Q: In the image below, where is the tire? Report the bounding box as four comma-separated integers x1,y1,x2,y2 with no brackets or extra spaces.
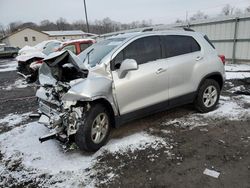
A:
194,79,220,113
12,53,17,58
75,103,111,152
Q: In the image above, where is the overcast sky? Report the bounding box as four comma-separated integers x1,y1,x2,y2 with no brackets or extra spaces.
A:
0,0,250,27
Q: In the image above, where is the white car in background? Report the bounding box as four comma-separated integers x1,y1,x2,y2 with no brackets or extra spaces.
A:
16,40,62,77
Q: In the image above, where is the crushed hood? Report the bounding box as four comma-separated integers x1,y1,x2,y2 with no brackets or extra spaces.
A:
39,50,87,86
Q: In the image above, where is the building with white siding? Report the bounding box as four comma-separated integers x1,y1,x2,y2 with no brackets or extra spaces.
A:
0,27,97,48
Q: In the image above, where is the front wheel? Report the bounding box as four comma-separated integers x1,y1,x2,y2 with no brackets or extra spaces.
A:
75,103,111,152
194,79,220,113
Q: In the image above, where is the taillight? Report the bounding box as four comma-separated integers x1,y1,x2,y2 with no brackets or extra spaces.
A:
219,55,225,65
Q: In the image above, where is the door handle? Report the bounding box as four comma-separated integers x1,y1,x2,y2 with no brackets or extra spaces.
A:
156,68,167,74
196,56,204,61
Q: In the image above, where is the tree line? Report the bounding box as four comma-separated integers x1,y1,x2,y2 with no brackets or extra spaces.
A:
1,4,250,38
0,17,152,38
176,4,250,23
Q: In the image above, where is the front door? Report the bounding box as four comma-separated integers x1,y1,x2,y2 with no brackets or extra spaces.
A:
111,36,169,115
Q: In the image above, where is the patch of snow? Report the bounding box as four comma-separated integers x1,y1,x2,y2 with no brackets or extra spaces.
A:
225,64,250,72
162,96,250,130
203,100,249,120
220,95,231,101
0,122,170,187
104,132,168,154
2,79,28,90
228,85,245,93
226,72,250,80
0,112,31,127
0,61,17,72
234,95,250,104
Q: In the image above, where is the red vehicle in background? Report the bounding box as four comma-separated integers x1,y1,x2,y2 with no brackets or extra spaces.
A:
59,39,96,55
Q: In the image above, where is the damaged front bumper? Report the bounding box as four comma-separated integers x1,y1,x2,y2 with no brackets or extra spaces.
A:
37,98,83,143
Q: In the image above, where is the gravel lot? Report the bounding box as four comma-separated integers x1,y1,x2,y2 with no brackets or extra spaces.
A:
0,58,249,188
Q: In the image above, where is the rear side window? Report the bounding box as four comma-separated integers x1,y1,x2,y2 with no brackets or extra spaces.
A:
162,35,200,58
112,36,161,69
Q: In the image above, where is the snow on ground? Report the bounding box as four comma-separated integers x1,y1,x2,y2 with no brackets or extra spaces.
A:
162,95,250,130
226,72,250,80
0,122,170,187
0,60,17,72
0,112,31,127
225,64,250,72
1,78,28,90
225,63,250,80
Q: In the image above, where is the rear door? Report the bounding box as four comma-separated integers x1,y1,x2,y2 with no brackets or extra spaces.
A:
161,35,202,101
111,36,169,115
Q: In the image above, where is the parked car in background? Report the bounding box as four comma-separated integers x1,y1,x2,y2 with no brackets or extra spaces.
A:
16,40,62,75
0,46,19,58
36,30,225,152
59,39,96,55
24,39,95,82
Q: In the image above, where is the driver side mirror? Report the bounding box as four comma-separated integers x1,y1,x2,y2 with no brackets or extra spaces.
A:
118,59,138,79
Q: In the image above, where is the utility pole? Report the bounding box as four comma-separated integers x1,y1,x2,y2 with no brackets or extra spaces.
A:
82,0,90,33
186,11,188,24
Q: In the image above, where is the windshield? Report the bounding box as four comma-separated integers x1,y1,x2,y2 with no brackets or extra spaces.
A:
34,41,49,50
78,37,126,67
42,42,62,55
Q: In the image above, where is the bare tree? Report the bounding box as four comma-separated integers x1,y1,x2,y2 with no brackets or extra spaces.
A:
0,24,5,37
56,17,71,30
7,21,23,33
234,8,243,16
245,6,250,13
190,11,208,21
221,4,235,16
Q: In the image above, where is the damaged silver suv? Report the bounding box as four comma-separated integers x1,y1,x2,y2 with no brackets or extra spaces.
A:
37,30,225,151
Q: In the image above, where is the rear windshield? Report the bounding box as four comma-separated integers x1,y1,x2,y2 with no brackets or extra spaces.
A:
204,35,215,49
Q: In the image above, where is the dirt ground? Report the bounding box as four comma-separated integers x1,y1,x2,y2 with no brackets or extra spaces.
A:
0,58,249,188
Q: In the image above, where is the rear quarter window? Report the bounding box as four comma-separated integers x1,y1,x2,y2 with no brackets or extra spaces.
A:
162,35,201,58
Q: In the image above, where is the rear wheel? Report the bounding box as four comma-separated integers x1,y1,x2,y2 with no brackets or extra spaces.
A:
75,103,111,152
194,79,220,113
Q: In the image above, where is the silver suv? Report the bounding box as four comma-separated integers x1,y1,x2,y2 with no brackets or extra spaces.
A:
36,30,225,151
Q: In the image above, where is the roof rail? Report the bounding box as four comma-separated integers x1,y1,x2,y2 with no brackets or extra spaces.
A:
142,28,153,32
183,27,195,32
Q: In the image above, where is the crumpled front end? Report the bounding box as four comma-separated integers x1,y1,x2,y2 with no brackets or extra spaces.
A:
36,50,116,143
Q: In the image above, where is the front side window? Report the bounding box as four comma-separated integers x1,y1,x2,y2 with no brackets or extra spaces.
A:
162,35,200,58
112,36,161,70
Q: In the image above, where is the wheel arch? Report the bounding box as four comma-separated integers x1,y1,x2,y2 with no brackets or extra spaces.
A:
77,98,116,128
198,72,224,91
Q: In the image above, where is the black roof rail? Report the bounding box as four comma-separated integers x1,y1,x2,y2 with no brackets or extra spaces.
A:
183,27,195,32
142,28,153,32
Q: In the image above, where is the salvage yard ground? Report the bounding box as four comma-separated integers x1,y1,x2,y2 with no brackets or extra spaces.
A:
0,58,249,188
